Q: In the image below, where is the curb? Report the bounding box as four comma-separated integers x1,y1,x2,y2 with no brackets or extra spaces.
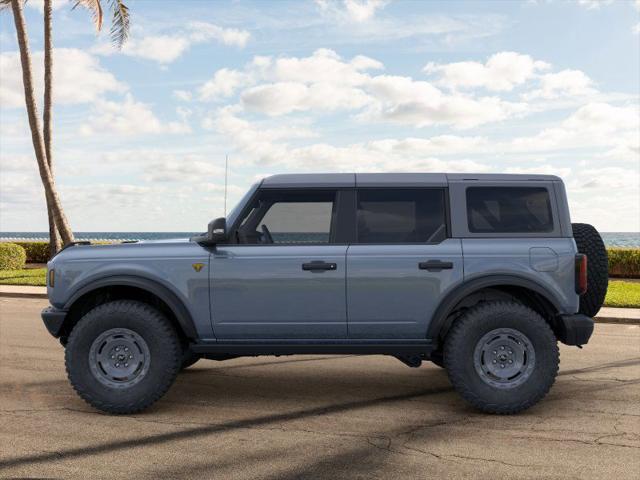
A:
0,291,48,300
1,289,639,325
593,316,640,325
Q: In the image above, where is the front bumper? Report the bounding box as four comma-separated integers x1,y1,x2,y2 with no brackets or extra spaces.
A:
556,313,594,346
41,306,68,337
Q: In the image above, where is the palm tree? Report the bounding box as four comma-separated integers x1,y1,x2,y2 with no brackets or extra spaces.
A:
6,0,74,245
2,0,130,253
41,0,130,254
43,0,61,255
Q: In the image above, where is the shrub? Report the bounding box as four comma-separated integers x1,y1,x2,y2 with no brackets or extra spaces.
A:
608,248,640,278
0,243,27,270
15,241,51,263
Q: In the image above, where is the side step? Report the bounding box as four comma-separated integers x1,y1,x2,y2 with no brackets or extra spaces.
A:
191,340,435,357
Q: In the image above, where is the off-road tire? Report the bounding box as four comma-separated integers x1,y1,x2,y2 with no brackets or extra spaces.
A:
180,349,201,370
65,300,182,414
572,223,608,317
444,301,559,414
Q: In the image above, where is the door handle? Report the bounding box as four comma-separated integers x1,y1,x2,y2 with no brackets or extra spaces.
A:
419,260,453,271
302,261,337,272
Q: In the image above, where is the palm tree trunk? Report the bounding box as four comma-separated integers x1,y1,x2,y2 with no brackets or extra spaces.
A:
43,0,62,256
10,0,74,245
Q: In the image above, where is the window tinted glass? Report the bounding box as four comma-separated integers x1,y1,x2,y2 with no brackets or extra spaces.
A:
466,187,553,233
236,190,335,244
356,189,447,244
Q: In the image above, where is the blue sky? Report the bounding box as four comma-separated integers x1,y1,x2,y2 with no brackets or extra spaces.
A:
1,0,638,232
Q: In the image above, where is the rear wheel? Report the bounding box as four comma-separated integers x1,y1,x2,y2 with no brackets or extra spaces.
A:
65,300,182,414
444,301,559,414
572,223,608,317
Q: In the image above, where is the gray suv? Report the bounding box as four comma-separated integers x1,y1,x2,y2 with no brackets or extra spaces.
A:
41,173,608,415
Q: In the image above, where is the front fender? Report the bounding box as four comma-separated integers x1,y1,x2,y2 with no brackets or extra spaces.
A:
63,274,199,339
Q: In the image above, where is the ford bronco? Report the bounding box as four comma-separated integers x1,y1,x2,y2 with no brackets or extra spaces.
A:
41,173,608,414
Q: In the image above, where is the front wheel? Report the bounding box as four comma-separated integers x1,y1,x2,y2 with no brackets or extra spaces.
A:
65,300,182,414
444,301,559,414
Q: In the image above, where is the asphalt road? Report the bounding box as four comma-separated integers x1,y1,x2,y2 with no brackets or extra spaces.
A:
1,297,639,479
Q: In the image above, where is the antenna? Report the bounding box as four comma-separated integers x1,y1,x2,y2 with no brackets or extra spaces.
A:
224,154,229,217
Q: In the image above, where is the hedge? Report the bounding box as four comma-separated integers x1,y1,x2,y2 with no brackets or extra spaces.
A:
608,248,640,278
15,241,51,263
0,243,27,270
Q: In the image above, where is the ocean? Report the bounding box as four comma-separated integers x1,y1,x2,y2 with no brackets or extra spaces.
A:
1,231,638,247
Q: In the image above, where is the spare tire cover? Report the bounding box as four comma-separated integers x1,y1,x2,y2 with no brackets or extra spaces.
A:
572,223,608,317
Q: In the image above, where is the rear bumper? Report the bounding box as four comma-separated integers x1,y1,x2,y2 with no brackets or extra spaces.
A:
41,306,67,338
556,313,594,346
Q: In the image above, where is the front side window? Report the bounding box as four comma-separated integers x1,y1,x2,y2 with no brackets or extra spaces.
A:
466,187,553,233
356,189,447,244
235,190,336,244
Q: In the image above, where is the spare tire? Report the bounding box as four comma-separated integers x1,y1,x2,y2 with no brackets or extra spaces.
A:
572,223,608,317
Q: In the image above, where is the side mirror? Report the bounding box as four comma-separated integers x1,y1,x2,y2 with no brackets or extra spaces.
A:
193,217,227,245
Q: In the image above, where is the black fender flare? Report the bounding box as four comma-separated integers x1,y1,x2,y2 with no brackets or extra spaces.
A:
64,275,198,339
426,274,563,342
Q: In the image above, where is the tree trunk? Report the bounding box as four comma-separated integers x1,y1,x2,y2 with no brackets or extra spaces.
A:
43,0,62,256
10,0,74,245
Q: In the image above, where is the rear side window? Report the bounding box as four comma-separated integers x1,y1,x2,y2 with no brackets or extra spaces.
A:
466,187,553,233
356,189,447,243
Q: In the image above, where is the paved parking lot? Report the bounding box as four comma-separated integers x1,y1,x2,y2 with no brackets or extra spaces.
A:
1,297,639,479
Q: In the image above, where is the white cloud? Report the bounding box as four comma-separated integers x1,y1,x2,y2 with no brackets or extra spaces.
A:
523,69,596,100
509,102,640,159
361,74,528,128
187,21,251,48
424,51,550,91
0,48,126,109
633,22,640,35
25,0,68,12
196,49,528,129
173,90,193,102
80,94,191,136
242,81,373,115
144,158,224,183
315,0,389,23
199,69,251,101
93,22,250,65
576,0,614,9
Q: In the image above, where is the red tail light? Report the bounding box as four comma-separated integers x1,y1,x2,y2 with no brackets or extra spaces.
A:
575,254,587,295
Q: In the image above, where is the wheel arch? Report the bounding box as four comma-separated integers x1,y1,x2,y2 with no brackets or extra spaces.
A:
427,275,563,343
61,275,198,342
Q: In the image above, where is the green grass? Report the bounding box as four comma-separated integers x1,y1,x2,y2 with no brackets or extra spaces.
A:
0,268,46,286
0,268,638,308
604,280,640,308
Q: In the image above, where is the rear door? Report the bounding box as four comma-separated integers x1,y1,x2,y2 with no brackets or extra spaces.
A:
210,188,349,339
346,187,463,339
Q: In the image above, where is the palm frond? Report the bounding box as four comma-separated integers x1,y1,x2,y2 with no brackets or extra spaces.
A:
0,0,12,12
109,0,129,49
73,0,103,33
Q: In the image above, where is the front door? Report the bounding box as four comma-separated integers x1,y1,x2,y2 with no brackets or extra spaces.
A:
346,188,463,339
210,188,348,339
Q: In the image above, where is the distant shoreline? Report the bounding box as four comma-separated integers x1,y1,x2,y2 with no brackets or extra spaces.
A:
1,232,638,247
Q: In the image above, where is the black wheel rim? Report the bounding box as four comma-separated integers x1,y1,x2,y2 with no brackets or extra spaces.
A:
89,328,151,389
473,328,535,389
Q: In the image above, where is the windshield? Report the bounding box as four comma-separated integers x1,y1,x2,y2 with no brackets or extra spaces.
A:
226,182,259,227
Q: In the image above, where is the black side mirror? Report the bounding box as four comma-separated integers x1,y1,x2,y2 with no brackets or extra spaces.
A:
192,217,227,245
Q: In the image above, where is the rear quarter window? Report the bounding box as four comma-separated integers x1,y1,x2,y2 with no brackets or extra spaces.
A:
466,187,553,233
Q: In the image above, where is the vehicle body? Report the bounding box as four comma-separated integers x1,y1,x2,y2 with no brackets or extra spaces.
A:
42,173,607,414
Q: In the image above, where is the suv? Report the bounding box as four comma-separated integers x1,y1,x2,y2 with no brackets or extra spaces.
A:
42,173,608,415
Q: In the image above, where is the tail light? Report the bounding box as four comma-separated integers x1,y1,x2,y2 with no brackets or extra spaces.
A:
575,254,587,295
